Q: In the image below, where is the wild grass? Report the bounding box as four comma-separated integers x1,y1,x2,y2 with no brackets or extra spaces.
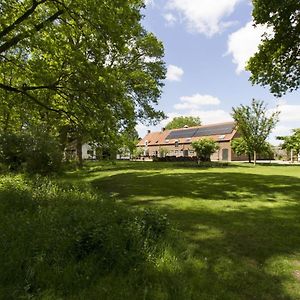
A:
1,161,300,299
0,174,196,299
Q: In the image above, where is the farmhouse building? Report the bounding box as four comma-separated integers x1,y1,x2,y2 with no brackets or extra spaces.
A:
137,122,247,161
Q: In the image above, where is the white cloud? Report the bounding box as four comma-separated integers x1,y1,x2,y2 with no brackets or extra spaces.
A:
175,94,221,110
163,13,177,26
166,64,184,81
267,102,300,145
144,0,154,6
227,20,272,73
160,110,232,127
277,104,300,122
166,0,241,36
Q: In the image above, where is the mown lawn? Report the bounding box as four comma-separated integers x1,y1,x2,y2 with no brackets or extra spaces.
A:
66,161,300,299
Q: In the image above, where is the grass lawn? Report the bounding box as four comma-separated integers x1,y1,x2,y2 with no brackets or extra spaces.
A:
65,161,300,299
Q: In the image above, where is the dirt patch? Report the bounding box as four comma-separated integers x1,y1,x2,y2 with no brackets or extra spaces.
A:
293,270,300,282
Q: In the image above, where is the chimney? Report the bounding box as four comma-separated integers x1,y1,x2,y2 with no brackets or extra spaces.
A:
147,129,151,134
161,127,166,132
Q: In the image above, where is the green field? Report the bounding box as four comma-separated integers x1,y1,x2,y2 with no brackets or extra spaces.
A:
68,161,300,299
1,161,300,299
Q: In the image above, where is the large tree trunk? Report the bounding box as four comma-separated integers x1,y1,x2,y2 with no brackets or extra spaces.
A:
248,153,251,163
253,150,257,166
76,138,83,168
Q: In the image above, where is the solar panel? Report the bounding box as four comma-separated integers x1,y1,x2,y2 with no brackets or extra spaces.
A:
193,124,234,137
166,128,198,139
166,123,235,140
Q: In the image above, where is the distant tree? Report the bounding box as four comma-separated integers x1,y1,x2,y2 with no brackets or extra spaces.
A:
191,138,219,163
159,147,169,158
232,99,279,165
277,129,300,162
231,137,252,163
165,116,201,130
247,0,300,96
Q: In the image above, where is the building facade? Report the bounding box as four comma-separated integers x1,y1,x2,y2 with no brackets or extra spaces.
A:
137,122,248,161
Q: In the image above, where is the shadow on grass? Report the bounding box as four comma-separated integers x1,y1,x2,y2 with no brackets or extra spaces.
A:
90,171,300,299
63,161,251,180
91,171,300,202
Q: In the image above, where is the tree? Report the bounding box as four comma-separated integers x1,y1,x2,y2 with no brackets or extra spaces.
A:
231,137,252,163
191,138,219,163
247,0,300,96
159,147,169,158
231,137,274,162
232,99,279,165
165,116,201,130
0,0,166,166
277,129,300,162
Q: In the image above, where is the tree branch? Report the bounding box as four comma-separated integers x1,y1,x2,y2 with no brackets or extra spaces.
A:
0,9,64,54
0,82,71,118
0,0,47,40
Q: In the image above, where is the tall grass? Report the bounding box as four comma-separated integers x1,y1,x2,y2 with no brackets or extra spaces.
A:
0,175,199,299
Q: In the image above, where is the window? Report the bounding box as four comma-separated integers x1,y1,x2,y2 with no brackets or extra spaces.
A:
175,140,179,147
145,140,148,146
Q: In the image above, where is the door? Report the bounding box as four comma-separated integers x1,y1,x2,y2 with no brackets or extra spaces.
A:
222,149,229,161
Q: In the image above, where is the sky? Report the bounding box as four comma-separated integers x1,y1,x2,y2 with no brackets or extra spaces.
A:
137,0,300,145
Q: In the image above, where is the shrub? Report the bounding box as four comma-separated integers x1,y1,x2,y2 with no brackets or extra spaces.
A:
0,132,28,170
191,138,219,162
24,132,63,174
0,131,63,174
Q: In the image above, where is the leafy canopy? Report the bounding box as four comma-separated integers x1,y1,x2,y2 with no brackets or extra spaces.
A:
277,129,300,154
0,0,166,144
232,99,279,163
191,138,219,162
165,116,201,130
247,0,300,96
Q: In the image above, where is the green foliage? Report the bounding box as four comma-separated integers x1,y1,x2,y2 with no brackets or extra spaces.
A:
165,116,201,130
277,128,300,154
191,138,219,162
0,130,62,173
24,131,63,174
231,137,274,161
232,99,279,164
231,137,251,157
132,146,144,158
0,175,184,299
159,147,169,157
0,0,166,149
0,132,28,170
247,0,300,96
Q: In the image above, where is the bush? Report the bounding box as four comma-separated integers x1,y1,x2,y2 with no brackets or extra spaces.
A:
24,132,63,174
0,131,63,174
191,138,219,162
0,132,28,170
